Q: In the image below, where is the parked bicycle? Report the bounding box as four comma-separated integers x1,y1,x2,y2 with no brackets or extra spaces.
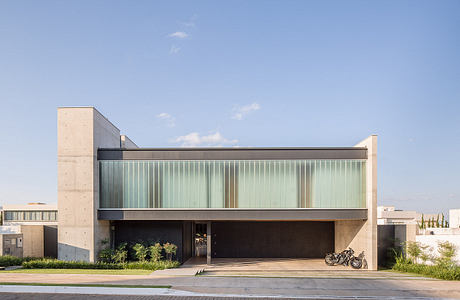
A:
324,248,366,269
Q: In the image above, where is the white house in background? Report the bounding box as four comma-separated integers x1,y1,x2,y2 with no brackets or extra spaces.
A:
377,206,417,225
450,209,460,228
0,203,58,258
416,209,460,264
2,203,57,226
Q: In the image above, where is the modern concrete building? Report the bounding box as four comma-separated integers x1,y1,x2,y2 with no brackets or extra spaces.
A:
0,203,58,258
57,107,378,269
2,203,57,226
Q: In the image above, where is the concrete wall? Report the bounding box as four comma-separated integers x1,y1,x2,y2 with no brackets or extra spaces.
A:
58,107,121,262
335,135,377,270
416,234,460,264
0,234,23,257
120,135,138,149
21,225,44,257
450,209,460,228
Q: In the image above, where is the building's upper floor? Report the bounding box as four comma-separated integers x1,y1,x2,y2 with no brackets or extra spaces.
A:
1,203,58,225
98,147,369,210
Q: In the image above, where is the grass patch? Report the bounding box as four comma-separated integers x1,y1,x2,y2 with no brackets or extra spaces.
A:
4,268,153,275
0,282,171,288
393,261,460,280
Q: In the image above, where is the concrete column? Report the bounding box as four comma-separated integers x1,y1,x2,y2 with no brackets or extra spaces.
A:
207,221,212,265
57,107,122,262
335,135,377,270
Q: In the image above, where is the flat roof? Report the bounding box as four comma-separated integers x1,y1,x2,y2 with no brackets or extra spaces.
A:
2,204,57,211
98,147,367,160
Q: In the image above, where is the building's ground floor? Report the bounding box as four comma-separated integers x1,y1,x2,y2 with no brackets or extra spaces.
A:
111,220,370,265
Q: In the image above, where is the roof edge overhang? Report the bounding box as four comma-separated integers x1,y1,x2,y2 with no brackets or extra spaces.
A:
98,208,368,221
98,147,367,160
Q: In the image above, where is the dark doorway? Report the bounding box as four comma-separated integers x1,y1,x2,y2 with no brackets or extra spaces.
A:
211,221,334,258
44,225,58,258
194,223,207,257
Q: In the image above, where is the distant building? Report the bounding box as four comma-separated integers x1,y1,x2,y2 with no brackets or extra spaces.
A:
450,209,460,228
2,203,57,226
0,203,58,258
377,206,417,225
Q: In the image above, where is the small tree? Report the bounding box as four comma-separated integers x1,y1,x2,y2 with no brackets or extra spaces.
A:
163,242,178,261
441,214,445,228
436,241,456,268
406,241,422,264
420,214,425,229
113,242,128,264
132,243,148,262
149,243,163,262
98,238,114,263
436,214,440,228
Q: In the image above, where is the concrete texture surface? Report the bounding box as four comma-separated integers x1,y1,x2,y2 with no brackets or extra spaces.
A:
21,225,44,257
58,107,121,262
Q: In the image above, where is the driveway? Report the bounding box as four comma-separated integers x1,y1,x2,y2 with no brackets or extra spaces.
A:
0,270,459,299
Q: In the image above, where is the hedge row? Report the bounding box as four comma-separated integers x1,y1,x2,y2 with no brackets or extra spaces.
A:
123,260,180,270
21,259,179,270
393,261,460,281
0,256,35,267
22,259,123,269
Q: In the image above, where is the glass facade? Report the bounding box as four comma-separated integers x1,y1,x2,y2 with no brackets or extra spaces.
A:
4,210,57,221
100,160,366,209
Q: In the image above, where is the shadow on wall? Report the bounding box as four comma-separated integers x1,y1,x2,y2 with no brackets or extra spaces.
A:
335,220,365,252
58,244,90,262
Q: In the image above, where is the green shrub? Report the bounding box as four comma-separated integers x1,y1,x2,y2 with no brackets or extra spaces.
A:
98,248,114,263
393,261,460,280
22,259,124,269
113,242,128,264
124,260,180,271
163,243,177,261
0,256,35,267
436,241,456,268
21,259,180,271
98,238,114,263
132,243,148,262
149,243,163,262
405,241,422,263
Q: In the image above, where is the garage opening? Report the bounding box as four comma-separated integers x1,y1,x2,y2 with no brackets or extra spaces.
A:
211,221,334,258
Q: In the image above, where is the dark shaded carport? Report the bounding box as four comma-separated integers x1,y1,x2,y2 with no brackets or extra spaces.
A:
99,208,367,264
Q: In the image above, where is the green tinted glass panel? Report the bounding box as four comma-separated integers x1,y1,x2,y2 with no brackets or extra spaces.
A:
99,160,366,209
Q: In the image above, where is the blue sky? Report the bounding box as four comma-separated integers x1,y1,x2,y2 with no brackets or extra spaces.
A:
0,1,459,215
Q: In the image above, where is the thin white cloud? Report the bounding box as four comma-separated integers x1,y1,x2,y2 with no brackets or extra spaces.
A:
156,112,176,127
181,14,198,28
169,31,188,39
173,132,238,147
169,45,180,54
232,102,261,120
